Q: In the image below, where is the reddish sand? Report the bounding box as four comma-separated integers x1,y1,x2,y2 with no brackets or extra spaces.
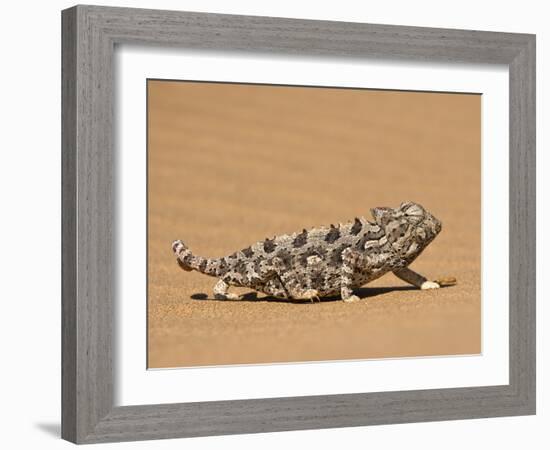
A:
147,81,481,368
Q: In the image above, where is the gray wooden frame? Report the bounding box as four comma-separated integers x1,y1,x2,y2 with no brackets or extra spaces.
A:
61,4,536,444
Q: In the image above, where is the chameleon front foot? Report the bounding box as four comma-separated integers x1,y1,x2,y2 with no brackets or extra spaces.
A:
421,281,440,290
421,277,457,290
341,284,360,303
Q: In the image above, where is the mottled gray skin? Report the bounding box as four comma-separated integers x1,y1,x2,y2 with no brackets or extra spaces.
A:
172,202,442,302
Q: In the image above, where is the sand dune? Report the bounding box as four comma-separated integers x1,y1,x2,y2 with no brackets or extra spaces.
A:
147,81,481,368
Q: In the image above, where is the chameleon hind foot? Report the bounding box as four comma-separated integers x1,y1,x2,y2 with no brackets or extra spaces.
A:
213,279,242,300
214,293,242,300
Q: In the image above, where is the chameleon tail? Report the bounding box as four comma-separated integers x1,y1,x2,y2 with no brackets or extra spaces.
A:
172,239,211,274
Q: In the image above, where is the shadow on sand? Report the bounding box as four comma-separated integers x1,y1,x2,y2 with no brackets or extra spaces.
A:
190,285,426,304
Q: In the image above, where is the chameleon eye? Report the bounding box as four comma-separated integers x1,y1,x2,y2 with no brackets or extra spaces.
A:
404,203,425,217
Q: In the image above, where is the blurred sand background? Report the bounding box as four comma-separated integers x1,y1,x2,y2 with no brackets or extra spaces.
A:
147,80,481,368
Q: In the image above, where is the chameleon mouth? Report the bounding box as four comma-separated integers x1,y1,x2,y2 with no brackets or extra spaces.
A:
426,215,442,236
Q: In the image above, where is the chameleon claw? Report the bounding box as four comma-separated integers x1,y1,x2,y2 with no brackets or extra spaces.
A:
343,295,361,303
300,289,320,302
421,281,440,290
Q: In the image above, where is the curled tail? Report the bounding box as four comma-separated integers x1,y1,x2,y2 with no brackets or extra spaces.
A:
172,239,212,274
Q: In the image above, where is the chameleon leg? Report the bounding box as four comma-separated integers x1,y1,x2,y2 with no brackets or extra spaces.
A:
340,248,362,303
393,267,440,290
250,257,291,299
270,257,320,301
213,279,241,300
294,289,321,302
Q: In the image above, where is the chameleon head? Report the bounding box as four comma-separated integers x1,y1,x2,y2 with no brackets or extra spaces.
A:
370,201,442,260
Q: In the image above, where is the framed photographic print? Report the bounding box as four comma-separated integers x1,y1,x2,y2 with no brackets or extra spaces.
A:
61,4,536,444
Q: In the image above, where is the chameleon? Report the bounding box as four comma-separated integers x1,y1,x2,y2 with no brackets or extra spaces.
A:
172,201,455,302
